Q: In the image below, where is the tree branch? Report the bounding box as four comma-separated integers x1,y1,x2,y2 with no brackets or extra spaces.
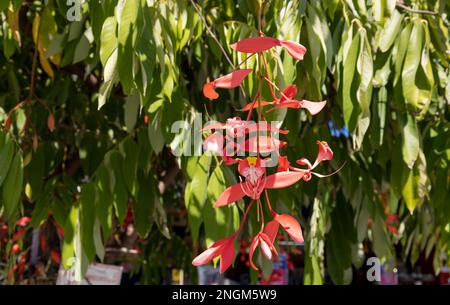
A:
396,2,438,15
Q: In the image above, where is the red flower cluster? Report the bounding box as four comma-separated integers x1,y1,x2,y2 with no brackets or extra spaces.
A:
193,36,334,272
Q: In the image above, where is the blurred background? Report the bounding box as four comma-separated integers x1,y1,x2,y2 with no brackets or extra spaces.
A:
0,0,449,285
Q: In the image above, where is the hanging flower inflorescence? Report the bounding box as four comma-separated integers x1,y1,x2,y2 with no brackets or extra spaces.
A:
193,35,335,273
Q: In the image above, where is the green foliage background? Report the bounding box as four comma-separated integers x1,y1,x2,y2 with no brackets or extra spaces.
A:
0,0,449,284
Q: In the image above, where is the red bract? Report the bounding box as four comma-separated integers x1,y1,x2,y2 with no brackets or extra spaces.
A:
249,232,278,270
240,84,326,116
271,99,327,115
231,36,307,60
273,213,304,243
203,69,252,100
240,84,297,111
194,34,338,273
192,236,236,274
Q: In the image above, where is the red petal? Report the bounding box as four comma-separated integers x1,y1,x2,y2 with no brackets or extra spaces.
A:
214,183,246,207
273,100,326,115
279,41,307,60
273,101,303,110
301,100,327,115
275,214,304,243
244,136,286,154
265,171,308,189
259,232,278,257
312,140,333,168
219,238,235,273
277,156,290,172
246,123,289,135
203,82,219,100
279,85,297,103
231,37,280,53
259,237,272,260
192,240,225,266
248,236,260,270
213,69,252,88
203,133,224,154
264,219,280,243
239,100,274,111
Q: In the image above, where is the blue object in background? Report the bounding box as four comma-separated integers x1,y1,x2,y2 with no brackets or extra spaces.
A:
328,120,349,139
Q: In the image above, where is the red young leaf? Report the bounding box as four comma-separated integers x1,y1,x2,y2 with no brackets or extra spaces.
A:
275,214,304,243
300,100,327,115
278,84,297,103
219,238,235,273
265,171,308,189
231,37,280,53
192,240,226,266
214,183,246,207
279,41,307,60
203,82,219,100
264,219,280,244
213,69,253,88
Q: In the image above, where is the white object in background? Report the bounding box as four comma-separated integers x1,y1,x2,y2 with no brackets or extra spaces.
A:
57,263,123,285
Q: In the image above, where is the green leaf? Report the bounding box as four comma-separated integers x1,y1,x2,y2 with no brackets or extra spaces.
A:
107,150,128,224
402,19,433,116
2,152,23,219
372,214,392,258
342,25,361,135
148,110,165,154
353,27,373,150
185,154,211,243
400,112,419,168
0,137,14,187
124,91,140,132
378,10,403,52
342,23,373,150
62,204,78,269
93,219,105,261
393,22,413,86
402,151,428,214
26,145,45,201
134,170,155,237
117,0,140,94
80,183,96,261
98,48,119,109
154,195,170,239
100,16,118,67
326,197,355,284
73,34,90,64
119,137,139,193
95,165,113,238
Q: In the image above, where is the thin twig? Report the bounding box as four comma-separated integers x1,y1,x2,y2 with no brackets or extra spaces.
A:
263,76,290,101
4,11,41,129
189,0,234,67
189,0,247,99
396,2,437,15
